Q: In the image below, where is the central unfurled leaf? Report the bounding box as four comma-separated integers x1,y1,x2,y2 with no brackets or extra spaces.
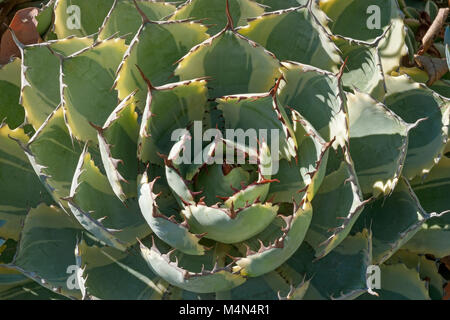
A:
357,264,430,300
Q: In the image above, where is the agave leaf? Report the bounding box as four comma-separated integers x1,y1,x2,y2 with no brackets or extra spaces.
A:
352,177,432,264
384,75,449,180
268,110,330,203
98,0,176,43
0,125,52,241
402,224,450,259
54,0,114,38
424,0,438,21
193,164,252,206
277,62,347,148
305,149,366,259
114,19,208,107
168,137,276,210
335,38,385,100
357,263,430,300
403,5,420,19
20,36,94,129
405,154,450,257
238,5,341,72
233,201,313,277
170,0,264,35
411,150,450,217
16,107,82,205
36,0,55,37
320,0,395,40
0,266,67,300
0,239,18,265
138,171,207,256
254,0,305,10
140,240,247,293
404,24,417,65
69,147,151,250
445,27,450,70
0,58,24,129
61,38,126,142
162,287,215,300
0,266,28,288
394,67,450,99
404,155,450,258
96,92,139,202
165,160,196,206
376,15,407,75
138,79,208,164
347,90,411,196
7,204,82,299
289,230,373,300
429,79,450,99
386,250,445,300
222,180,272,210
76,239,173,300
226,264,309,300
320,0,407,74
175,20,281,98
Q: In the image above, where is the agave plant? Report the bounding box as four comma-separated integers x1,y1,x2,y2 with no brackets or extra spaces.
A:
0,0,449,300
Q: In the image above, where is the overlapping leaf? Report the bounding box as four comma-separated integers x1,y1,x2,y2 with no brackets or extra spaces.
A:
170,0,264,35
0,58,23,129
384,75,449,180
61,38,126,142
175,17,280,98
98,0,176,42
238,4,341,72
7,204,82,298
320,0,407,74
114,18,208,107
0,125,52,241
20,36,94,129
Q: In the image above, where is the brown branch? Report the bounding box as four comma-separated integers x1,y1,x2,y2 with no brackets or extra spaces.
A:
414,54,449,86
418,7,449,55
0,7,41,65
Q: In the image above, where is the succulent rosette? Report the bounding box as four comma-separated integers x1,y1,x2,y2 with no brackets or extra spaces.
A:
0,0,448,300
